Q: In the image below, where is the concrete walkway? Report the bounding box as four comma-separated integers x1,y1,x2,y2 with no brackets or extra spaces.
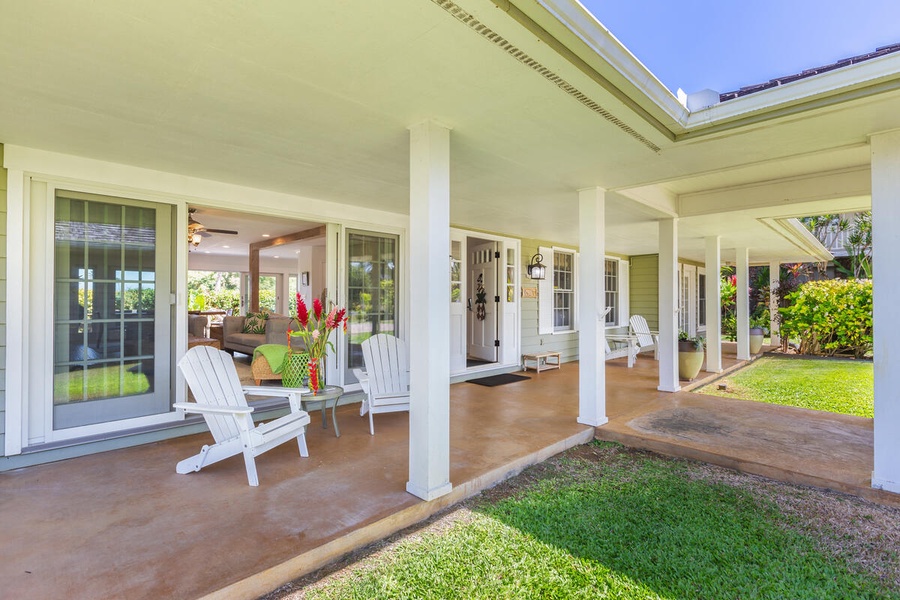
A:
597,348,894,507
0,349,889,599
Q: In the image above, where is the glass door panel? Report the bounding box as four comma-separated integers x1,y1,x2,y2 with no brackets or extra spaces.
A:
53,191,172,430
345,231,398,382
258,275,278,313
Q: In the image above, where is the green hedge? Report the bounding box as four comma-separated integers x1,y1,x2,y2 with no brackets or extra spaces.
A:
780,279,872,358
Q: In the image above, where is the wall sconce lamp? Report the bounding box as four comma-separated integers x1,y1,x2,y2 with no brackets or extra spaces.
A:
527,253,546,280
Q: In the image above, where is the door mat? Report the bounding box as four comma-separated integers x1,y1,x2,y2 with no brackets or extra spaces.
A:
468,373,530,387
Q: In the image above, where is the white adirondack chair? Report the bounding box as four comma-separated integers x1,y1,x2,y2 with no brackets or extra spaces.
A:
174,346,311,486
629,314,660,360
352,334,410,435
600,308,636,367
605,335,637,367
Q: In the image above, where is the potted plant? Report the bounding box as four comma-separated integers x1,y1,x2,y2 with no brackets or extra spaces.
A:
678,331,705,381
749,313,768,355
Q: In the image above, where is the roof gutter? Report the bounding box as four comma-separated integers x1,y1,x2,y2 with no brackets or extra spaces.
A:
760,217,834,263
488,0,679,141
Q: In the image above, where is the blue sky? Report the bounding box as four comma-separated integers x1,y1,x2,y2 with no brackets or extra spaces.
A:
580,0,900,94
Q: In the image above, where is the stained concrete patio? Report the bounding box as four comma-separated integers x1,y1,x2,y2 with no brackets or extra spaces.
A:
0,348,888,599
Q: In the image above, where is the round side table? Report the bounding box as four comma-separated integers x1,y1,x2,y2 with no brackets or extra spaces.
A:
300,385,344,437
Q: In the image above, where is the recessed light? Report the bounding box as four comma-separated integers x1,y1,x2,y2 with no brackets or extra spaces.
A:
262,234,271,238
273,256,280,259
204,251,210,254
223,245,230,249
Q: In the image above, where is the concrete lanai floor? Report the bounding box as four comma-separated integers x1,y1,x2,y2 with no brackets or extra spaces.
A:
0,348,887,599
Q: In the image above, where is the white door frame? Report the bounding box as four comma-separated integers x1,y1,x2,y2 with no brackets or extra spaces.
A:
450,228,520,373
15,178,184,448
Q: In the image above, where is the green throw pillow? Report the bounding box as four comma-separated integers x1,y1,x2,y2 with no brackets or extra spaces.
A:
242,311,268,334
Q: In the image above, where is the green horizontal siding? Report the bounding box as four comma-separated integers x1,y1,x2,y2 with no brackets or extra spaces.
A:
629,254,658,332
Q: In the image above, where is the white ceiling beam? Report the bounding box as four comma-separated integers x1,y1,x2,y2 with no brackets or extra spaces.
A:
678,166,871,217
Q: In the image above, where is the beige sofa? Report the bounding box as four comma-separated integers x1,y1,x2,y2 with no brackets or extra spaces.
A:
188,314,207,338
222,313,297,355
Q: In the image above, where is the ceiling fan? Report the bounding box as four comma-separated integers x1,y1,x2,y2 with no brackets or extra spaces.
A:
188,208,239,248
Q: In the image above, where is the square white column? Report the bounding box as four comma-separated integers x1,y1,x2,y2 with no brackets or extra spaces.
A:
735,247,750,361
658,218,680,392
769,261,781,347
871,130,900,494
577,187,608,427
406,121,452,501
705,236,722,373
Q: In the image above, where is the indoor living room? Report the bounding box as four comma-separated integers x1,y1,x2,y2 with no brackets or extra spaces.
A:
186,206,327,385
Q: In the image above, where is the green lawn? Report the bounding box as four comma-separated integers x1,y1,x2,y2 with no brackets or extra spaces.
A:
696,356,874,417
277,443,898,600
54,364,151,403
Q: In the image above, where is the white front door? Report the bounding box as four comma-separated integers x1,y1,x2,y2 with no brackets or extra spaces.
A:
467,240,499,362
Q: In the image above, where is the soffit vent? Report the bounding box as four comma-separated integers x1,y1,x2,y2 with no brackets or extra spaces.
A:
431,0,661,153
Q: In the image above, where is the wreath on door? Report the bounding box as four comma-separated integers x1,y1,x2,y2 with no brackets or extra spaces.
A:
475,274,487,321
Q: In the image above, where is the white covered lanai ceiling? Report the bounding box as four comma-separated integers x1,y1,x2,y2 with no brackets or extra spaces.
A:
1,0,898,260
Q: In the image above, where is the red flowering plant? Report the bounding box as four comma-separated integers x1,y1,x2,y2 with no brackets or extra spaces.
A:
287,293,347,394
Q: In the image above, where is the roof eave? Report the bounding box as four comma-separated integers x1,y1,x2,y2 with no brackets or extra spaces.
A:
516,0,900,140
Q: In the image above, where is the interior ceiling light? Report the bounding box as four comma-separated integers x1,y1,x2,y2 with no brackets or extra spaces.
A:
187,207,239,251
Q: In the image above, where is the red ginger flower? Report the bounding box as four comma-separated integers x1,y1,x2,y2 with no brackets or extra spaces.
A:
325,307,337,330
297,295,309,327
313,297,323,320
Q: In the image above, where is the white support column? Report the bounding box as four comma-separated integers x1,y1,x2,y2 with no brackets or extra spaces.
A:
704,236,722,373
577,187,608,427
769,261,781,347
871,129,900,494
735,247,750,361
658,218,680,392
406,121,452,501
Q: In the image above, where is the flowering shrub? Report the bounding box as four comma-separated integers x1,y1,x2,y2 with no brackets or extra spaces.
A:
779,279,872,358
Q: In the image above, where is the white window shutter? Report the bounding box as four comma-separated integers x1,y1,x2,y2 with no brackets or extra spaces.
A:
618,258,630,328
572,252,580,332
537,246,552,334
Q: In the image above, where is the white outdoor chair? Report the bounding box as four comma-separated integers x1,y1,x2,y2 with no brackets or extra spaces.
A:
175,345,311,486
628,314,660,360
352,334,410,435
599,308,636,367
605,335,637,367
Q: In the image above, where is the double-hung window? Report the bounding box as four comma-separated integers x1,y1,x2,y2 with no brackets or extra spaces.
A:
604,257,629,327
537,246,577,335
604,259,618,326
553,250,575,331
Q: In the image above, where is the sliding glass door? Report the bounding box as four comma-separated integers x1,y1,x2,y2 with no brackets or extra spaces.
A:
53,191,173,430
